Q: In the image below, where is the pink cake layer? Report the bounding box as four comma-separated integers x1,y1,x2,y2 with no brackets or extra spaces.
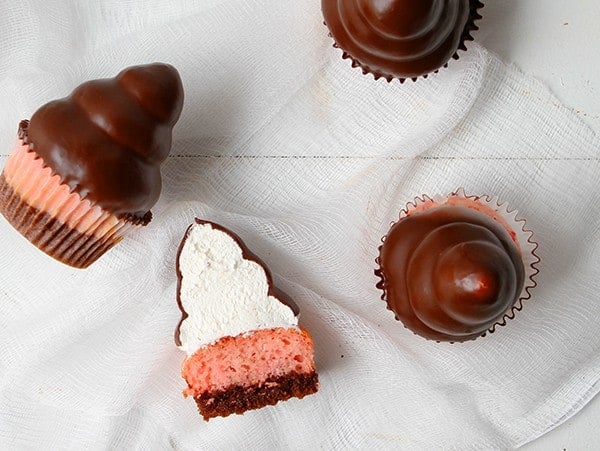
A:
182,327,316,397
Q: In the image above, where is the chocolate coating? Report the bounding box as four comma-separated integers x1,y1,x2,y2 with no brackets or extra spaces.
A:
174,219,300,346
26,63,184,218
322,0,483,80
376,206,524,342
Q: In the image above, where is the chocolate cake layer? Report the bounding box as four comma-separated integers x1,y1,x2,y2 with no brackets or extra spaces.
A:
194,371,319,421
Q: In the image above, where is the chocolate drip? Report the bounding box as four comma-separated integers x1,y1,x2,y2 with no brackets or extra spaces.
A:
322,0,484,80
26,63,184,218
376,206,524,342
175,219,300,346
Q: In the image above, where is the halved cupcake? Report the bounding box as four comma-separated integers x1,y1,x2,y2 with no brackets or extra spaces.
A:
176,219,319,420
0,63,184,268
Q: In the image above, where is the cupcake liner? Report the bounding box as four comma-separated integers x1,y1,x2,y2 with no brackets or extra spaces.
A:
375,187,539,341
324,0,485,83
0,140,145,269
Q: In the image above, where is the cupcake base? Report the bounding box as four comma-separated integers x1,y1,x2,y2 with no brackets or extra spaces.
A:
0,173,123,268
182,327,318,421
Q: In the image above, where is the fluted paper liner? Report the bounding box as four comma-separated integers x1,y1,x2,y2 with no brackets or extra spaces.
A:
0,143,147,269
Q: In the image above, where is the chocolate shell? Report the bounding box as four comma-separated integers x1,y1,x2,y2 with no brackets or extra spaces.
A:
25,63,184,219
375,191,538,342
322,0,484,81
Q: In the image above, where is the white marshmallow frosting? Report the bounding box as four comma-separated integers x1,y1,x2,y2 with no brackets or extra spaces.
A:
178,222,298,356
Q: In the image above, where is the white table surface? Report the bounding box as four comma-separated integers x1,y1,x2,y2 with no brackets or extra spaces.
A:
477,1,600,449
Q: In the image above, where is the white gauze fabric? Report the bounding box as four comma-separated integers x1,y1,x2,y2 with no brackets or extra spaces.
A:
0,0,599,449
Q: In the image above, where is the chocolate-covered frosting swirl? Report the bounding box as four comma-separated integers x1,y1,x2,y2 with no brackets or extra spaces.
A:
26,63,184,218
376,206,525,342
174,219,300,347
322,0,483,80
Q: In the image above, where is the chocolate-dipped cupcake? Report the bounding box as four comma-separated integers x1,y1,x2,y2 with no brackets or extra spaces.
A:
0,63,184,268
322,0,484,81
375,189,539,342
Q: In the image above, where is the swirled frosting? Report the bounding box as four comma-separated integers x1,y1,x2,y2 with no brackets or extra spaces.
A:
322,0,482,80
376,205,525,342
25,63,184,218
175,219,300,351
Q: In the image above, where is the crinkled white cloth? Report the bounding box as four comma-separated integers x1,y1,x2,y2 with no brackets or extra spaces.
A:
0,1,599,449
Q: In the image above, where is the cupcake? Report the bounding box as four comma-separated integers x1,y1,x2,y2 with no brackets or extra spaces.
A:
375,189,539,342
176,219,319,420
321,0,484,82
0,63,184,268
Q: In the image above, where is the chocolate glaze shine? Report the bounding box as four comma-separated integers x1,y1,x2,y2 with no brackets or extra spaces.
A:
376,206,524,342
322,0,483,80
26,63,183,218
175,219,300,347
